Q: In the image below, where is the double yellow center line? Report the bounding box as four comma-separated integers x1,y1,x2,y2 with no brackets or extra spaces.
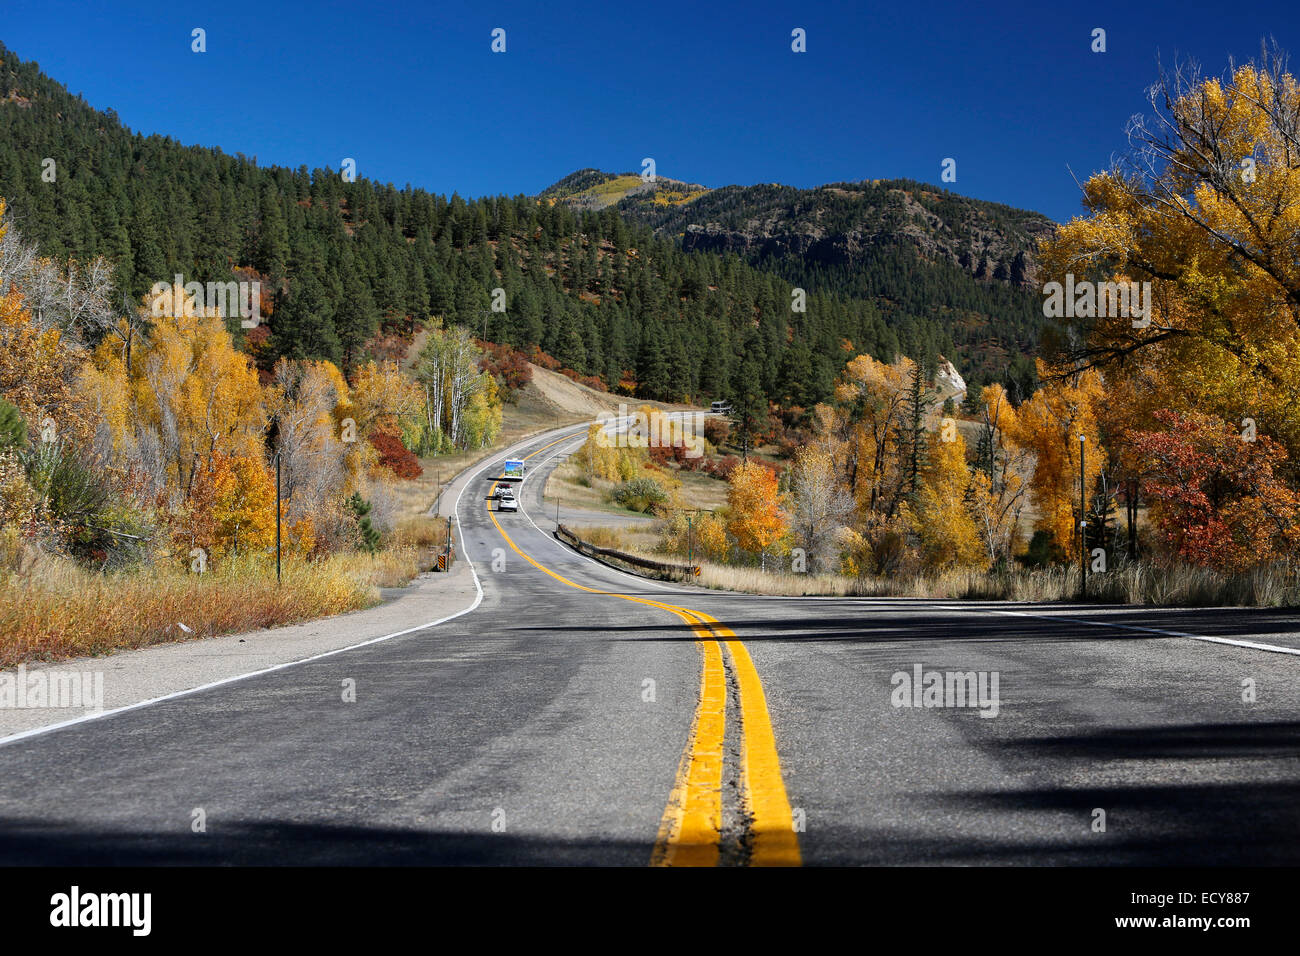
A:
483,434,801,867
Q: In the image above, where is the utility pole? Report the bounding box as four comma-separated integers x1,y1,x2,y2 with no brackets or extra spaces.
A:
1078,433,1086,601
274,449,282,585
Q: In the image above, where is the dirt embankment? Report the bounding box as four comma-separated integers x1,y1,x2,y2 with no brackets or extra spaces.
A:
506,363,702,436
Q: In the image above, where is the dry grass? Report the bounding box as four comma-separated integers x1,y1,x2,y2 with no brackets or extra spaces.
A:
672,468,730,511
392,515,449,550
575,526,631,550
0,547,423,667
580,532,1300,607
389,450,485,518
1073,563,1300,607
689,561,864,596
545,461,629,515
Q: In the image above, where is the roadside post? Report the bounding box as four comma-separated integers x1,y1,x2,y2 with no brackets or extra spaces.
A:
1079,433,1086,601
274,449,282,585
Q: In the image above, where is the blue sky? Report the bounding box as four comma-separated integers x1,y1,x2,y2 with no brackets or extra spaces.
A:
3,0,1296,221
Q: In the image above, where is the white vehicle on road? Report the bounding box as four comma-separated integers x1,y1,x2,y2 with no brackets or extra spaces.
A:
497,487,519,512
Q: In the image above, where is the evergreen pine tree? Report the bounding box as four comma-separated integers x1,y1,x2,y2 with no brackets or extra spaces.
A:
903,360,931,498
349,493,381,554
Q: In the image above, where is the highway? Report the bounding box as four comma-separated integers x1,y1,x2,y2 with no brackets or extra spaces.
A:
1,425,1298,866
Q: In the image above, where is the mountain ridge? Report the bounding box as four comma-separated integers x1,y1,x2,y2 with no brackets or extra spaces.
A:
539,168,709,211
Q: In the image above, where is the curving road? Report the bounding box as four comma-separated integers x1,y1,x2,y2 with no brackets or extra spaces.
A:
1,425,1298,865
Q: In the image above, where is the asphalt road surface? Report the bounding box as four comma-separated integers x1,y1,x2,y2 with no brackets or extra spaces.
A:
1,426,1298,866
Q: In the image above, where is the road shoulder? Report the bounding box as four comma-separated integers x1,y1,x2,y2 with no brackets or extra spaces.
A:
0,560,479,742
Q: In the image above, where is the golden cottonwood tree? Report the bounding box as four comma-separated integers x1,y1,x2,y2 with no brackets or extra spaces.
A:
966,384,1030,566
267,358,352,523
658,510,729,563
726,461,788,569
1041,51,1300,463
350,360,423,441
578,421,644,481
0,286,94,449
828,354,913,518
904,430,987,571
87,299,266,499
196,452,277,559
786,445,853,572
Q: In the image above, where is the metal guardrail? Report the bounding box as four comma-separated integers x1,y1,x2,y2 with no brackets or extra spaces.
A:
555,524,699,581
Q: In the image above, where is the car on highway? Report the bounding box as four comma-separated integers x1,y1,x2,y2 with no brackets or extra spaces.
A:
710,400,732,415
497,487,519,512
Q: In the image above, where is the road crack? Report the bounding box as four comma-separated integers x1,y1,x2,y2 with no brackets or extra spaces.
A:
718,646,754,867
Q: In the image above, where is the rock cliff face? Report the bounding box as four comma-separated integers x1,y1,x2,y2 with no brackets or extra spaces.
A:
933,356,968,408
661,182,1054,290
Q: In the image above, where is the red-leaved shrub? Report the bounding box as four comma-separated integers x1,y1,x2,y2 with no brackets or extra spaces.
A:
367,430,423,479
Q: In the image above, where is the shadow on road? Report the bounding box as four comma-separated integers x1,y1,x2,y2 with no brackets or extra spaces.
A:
541,601,1300,650
877,778,1300,865
0,818,651,866
852,719,1300,865
537,612,1168,646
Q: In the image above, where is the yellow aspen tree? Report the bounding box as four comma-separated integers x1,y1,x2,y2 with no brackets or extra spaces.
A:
0,284,94,449
103,299,265,495
207,452,276,558
350,360,423,439
1040,55,1300,462
726,461,788,570
904,430,987,570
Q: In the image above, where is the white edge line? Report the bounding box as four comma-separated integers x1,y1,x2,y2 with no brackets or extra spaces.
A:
933,605,1300,657
0,425,591,749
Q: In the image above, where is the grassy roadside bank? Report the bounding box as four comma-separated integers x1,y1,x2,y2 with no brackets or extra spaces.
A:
0,548,419,668
687,562,1300,605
